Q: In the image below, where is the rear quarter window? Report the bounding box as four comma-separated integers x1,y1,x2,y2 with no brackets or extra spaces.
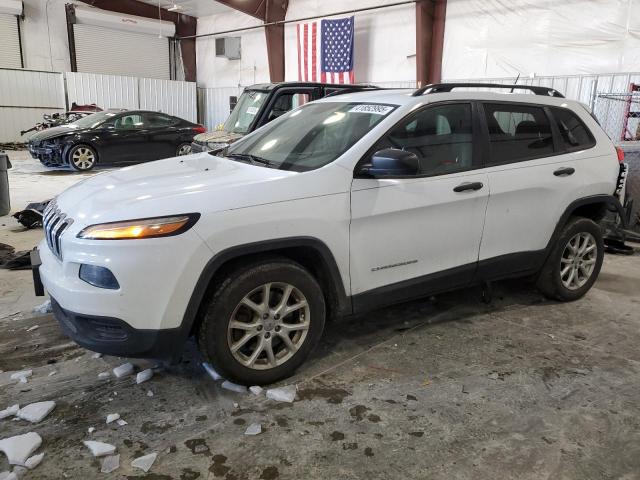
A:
550,107,596,152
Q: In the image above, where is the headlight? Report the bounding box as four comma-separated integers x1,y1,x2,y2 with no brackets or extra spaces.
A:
207,142,229,151
77,213,200,240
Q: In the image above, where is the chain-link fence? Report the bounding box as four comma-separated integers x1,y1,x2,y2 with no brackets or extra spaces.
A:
593,93,640,142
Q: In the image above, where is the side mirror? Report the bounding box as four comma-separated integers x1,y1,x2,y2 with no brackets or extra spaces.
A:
359,148,419,178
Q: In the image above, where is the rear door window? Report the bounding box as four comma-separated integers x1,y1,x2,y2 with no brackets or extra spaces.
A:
483,103,554,164
550,107,595,151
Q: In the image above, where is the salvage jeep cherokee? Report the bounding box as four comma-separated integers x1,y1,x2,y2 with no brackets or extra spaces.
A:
33,83,627,386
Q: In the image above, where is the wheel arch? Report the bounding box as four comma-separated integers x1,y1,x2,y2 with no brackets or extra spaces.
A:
179,237,351,344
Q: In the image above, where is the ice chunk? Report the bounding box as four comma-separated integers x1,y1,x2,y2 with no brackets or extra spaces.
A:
24,452,44,469
112,363,134,378
0,432,42,465
98,372,110,379
26,325,39,332
136,369,153,384
0,405,19,420
10,371,32,382
100,454,119,474
266,385,297,403
221,381,247,394
249,386,263,396
105,413,120,424
244,423,262,436
32,300,52,314
131,452,157,472
17,401,56,423
202,363,222,381
83,441,116,457
87,427,95,434
146,390,154,397
116,419,127,426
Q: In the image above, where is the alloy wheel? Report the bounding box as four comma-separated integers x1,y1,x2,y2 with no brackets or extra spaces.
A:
71,147,95,170
227,282,310,370
560,232,597,290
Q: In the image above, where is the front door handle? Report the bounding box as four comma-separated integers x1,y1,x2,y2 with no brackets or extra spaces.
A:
453,181,484,192
554,167,575,177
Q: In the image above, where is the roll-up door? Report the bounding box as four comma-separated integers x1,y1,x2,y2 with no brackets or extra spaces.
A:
74,23,170,79
0,14,21,69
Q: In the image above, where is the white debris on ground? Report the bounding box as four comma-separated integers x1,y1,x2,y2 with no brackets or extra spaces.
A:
82,441,116,457
17,401,56,423
100,454,120,474
105,413,120,424
24,452,44,469
112,363,134,378
47,371,57,377
136,369,153,384
249,386,263,396
25,325,39,332
9,370,32,383
221,381,247,394
87,427,95,434
146,390,154,397
116,419,127,427
0,432,42,465
131,452,157,472
91,353,102,359
244,423,262,436
488,372,499,380
0,405,19,420
0,471,18,480
202,362,222,380
98,372,110,379
32,300,52,315
266,385,297,403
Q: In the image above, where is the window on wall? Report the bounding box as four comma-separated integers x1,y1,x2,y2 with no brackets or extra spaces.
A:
483,103,554,164
551,107,595,151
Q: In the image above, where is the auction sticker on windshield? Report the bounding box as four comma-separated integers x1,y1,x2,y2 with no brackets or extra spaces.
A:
349,104,394,115
246,106,259,115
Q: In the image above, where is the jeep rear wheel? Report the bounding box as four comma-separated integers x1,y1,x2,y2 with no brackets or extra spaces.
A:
198,258,325,385
536,217,604,301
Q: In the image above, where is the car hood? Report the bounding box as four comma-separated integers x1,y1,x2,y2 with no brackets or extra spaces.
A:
54,153,335,226
193,130,244,144
29,125,88,142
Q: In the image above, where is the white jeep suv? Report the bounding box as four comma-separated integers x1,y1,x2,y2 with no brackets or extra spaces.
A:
33,83,627,385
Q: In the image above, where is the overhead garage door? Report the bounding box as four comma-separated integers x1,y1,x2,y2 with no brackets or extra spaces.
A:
74,23,170,79
0,14,21,69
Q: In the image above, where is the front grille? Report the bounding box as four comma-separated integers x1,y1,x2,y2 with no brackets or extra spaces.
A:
43,199,74,261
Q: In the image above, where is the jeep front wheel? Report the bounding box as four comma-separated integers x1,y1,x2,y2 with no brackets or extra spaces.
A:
198,258,325,385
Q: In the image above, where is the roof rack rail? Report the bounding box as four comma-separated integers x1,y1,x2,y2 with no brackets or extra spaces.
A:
324,84,384,97
412,83,565,98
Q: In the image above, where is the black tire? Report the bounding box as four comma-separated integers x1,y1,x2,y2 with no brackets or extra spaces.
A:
67,144,97,171
536,217,604,301
176,143,192,156
198,258,326,385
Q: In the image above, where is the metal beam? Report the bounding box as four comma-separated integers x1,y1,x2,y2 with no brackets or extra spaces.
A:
416,0,446,86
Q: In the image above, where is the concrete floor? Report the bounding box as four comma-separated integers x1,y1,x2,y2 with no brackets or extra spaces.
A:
1,152,639,479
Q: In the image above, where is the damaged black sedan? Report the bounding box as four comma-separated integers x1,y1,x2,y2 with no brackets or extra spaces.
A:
28,110,205,171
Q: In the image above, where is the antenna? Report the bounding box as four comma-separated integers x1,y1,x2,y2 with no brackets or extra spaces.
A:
510,73,521,93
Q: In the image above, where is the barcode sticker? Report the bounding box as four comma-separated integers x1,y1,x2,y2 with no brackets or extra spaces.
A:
348,104,394,115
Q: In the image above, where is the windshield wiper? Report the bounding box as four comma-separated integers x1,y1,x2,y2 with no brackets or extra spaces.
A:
226,153,278,168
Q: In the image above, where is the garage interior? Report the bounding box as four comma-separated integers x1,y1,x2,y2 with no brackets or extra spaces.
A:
1,0,640,479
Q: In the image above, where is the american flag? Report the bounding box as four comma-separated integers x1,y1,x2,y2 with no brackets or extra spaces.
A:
296,16,355,84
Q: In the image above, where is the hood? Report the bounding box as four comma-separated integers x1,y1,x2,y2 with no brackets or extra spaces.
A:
29,125,88,143
55,153,309,226
193,130,244,144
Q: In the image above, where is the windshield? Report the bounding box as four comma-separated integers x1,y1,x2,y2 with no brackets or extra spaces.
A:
226,102,396,172
223,90,268,134
70,111,119,129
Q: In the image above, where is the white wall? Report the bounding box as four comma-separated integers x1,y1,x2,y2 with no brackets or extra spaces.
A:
442,0,640,79
195,0,416,88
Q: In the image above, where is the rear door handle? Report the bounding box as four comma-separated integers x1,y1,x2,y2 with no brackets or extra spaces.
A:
554,167,575,177
453,181,484,192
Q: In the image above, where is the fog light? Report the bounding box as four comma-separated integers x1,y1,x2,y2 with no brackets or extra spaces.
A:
79,264,120,290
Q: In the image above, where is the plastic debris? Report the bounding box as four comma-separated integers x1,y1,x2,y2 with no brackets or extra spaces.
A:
17,401,56,423
244,423,262,436
100,454,119,474
105,413,120,424
32,300,52,314
24,452,44,470
0,405,19,420
136,369,153,384
266,385,297,403
221,381,247,394
10,371,32,382
87,427,95,434
91,353,102,359
146,390,154,397
112,363,134,379
249,386,263,396
0,432,42,465
131,452,157,473
202,363,222,381
116,419,127,426
26,325,39,332
83,441,116,457
98,372,110,379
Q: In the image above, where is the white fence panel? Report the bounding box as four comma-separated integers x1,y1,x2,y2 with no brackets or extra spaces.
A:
0,68,64,143
197,86,243,131
65,72,138,110
139,78,197,123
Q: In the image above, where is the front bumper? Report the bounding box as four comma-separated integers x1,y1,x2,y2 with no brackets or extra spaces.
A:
28,144,64,166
